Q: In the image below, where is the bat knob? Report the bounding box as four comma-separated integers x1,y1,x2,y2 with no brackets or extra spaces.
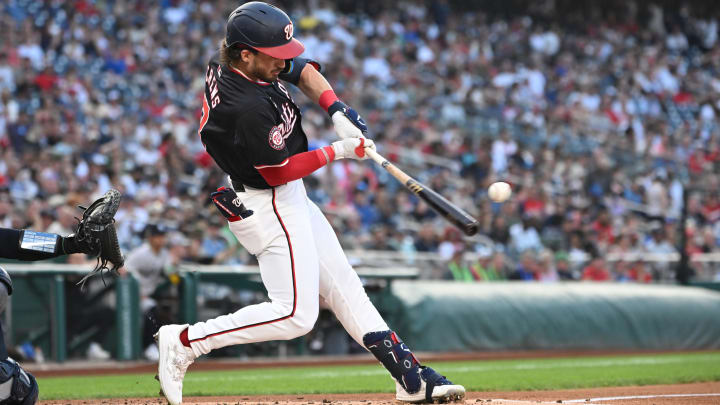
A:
464,221,480,236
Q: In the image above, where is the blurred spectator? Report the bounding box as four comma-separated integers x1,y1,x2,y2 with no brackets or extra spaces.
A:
488,252,513,280
510,251,538,281
510,216,543,254
446,250,476,281
491,131,517,174
64,277,114,361
582,256,612,281
554,252,577,280
414,224,439,252
488,216,511,246
472,251,504,281
623,260,653,283
536,250,559,282
195,219,234,264
123,223,179,361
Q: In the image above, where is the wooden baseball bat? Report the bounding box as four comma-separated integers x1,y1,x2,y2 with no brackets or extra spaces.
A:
365,148,480,236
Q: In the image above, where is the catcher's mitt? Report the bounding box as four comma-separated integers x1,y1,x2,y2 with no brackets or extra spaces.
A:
74,189,125,288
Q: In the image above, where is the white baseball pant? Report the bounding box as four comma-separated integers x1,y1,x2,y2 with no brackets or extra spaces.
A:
186,179,388,357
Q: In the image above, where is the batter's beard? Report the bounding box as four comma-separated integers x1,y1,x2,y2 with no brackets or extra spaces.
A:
252,66,278,83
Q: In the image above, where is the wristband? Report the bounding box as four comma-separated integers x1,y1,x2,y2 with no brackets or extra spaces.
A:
318,89,340,113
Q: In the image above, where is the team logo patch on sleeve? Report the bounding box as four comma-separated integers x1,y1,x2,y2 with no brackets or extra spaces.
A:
269,125,285,150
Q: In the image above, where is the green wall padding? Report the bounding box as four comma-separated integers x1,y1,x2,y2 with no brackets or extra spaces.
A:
389,281,720,351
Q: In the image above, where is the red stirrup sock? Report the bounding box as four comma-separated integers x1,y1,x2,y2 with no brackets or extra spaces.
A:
179,327,191,347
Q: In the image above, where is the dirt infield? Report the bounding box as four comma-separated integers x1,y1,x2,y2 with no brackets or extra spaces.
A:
38,382,720,405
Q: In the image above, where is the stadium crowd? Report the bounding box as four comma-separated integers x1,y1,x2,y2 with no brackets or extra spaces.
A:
1,0,719,283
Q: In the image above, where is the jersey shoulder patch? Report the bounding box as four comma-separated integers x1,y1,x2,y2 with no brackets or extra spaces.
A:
268,125,285,150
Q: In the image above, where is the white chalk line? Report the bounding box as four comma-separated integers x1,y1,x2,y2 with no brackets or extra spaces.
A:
487,401,575,405
562,392,720,402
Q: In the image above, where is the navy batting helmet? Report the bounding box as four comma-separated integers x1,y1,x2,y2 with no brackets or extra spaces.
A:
226,2,305,59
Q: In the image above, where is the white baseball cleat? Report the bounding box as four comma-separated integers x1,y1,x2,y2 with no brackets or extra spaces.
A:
155,324,194,405
395,366,466,403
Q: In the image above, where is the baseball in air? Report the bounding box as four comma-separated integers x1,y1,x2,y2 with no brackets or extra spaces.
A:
488,182,512,203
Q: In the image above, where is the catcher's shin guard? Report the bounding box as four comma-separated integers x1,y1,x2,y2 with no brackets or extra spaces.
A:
0,265,12,296
363,330,422,394
0,358,39,405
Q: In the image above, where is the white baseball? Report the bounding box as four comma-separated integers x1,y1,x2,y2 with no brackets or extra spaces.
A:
488,182,512,203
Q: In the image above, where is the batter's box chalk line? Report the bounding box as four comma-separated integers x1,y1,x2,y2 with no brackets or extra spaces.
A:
484,393,720,404
484,401,609,405
561,393,720,403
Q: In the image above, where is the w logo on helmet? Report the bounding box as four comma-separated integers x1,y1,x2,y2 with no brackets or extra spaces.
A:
284,23,293,40
226,3,305,59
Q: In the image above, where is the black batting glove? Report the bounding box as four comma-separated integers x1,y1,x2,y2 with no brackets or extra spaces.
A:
211,187,254,221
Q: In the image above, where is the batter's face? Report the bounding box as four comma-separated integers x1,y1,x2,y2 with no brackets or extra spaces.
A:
242,50,285,83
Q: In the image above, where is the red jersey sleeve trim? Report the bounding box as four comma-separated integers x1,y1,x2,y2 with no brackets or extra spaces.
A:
257,146,334,186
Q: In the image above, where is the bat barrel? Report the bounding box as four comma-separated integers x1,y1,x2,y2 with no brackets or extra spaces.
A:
415,183,480,236
366,147,480,236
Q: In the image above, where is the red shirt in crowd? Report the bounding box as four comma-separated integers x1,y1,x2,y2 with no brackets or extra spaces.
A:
628,265,652,283
582,262,612,281
591,220,615,244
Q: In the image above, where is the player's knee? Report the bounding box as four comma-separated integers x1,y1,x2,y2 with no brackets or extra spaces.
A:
286,305,319,338
0,358,39,405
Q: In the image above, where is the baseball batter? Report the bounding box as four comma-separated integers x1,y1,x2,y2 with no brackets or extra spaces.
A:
156,3,465,404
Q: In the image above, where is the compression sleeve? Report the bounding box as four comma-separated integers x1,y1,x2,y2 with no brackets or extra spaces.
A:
256,146,335,186
279,57,322,86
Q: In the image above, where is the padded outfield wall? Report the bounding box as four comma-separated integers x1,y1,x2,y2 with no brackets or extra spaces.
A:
384,282,720,351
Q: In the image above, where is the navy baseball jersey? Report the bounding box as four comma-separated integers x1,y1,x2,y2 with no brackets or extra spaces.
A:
198,52,312,189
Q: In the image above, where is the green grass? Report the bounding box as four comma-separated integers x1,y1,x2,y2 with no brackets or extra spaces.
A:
38,352,720,400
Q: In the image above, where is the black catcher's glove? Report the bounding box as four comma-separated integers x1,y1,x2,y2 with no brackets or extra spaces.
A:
72,189,124,288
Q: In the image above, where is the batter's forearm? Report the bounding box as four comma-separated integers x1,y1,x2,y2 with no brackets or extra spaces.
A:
297,64,367,139
256,146,335,186
297,64,333,104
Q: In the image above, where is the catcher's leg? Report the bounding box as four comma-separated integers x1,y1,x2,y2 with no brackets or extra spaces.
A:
0,274,10,360
307,201,465,403
0,267,38,405
0,357,38,405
